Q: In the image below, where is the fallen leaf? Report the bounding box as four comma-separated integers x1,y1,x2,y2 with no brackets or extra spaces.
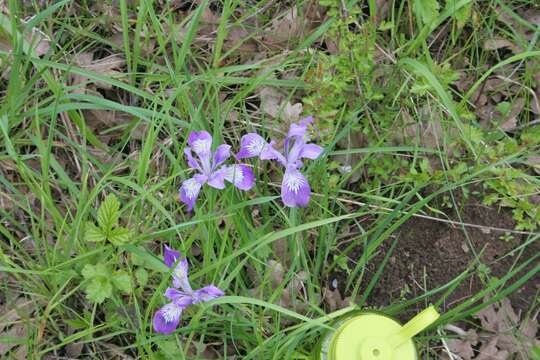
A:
259,87,286,118
70,53,125,94
262,8,303,47
500,98,524,131
0,298,35,358
484,37,522,53
323,287,350,312
282,102,303,123
447,336,476,360
475,338,509,360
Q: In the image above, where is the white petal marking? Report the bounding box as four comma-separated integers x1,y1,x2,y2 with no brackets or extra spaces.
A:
162,303,182,323
225,166,244,184
247,138,266,156
192,139,211,154
183,179,200,199
284,172,305,194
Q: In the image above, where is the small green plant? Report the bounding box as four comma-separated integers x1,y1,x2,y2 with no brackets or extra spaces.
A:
85,194,133,245
80,194,136,304
82,263,133,304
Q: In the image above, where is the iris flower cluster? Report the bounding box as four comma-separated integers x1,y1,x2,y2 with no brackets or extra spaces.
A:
179,116,322,209
154,117,322,334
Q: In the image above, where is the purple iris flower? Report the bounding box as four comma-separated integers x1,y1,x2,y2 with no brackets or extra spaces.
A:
153,245,224,334
237,116,323,207
180,131,255,211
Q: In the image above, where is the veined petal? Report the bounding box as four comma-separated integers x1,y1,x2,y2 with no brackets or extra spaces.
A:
287,122,308,139
299,143,323,160
188,131,213,156
179,177,203,211
237,133,277,160
281,168,311,207
163,245,181,268
153,303,182,334
164,288,194,308
213,144,231,167
286,138,305,165
287,116,314,139
192,285,224,304
207,167,227,190
172,259,193,293
184,148,200,171
223,164,255,191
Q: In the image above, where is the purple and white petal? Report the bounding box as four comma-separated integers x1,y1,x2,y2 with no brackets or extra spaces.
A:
184,148,201,171
164,288,194,308
287,122,308,139
223,164,255,191
237,133,277,160
285,138,305,165
192,285,224,304
281,168,311,207
206,167,227,190
188,131,213,156
179,177,203,211
163,245,181,268
213,144,231,167
299,143,323,160
153,302,182,334
287,116,314,139
300,116,314,126
260,140,282,161
172,259,193,293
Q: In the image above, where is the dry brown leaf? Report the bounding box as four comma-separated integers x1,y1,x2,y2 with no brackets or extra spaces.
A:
500,98,524,131
268,8,303,45
282,102,303,123
444,298,540,359
483,37,522,53
268,260,284,288
0,298,35,358
259,87,286,118
65,341,83,358
71,53,125,93
323,287,350,312
223,26,258,54
261,2,324,49
447,337,476,360
476,338,509,360
393,107,446,149
375,0,391,24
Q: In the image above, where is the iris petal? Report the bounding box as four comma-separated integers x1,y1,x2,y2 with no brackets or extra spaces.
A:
281,168,311,207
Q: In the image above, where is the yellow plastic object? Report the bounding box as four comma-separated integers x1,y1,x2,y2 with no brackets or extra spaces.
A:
327,306,440,360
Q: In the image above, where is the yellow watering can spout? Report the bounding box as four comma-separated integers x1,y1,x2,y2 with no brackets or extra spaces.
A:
388,306,440,349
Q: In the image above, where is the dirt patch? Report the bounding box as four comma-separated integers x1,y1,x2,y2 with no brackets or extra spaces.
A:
329,197,540,316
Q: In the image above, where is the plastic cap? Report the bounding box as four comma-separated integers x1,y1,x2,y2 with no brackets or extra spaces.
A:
329,306,440,360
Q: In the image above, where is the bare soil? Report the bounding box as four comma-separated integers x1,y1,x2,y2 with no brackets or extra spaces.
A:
329,197,540,317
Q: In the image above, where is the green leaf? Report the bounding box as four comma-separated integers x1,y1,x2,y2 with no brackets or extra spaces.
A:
135,268,148,287
131,253,146,267
445,0,471,29
84,221,106,242
112,271,132,294
531,346,540,360
97,194,120,231
414,0,440,25
85,277,112,303
108,227,132,246
81,263,109,279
